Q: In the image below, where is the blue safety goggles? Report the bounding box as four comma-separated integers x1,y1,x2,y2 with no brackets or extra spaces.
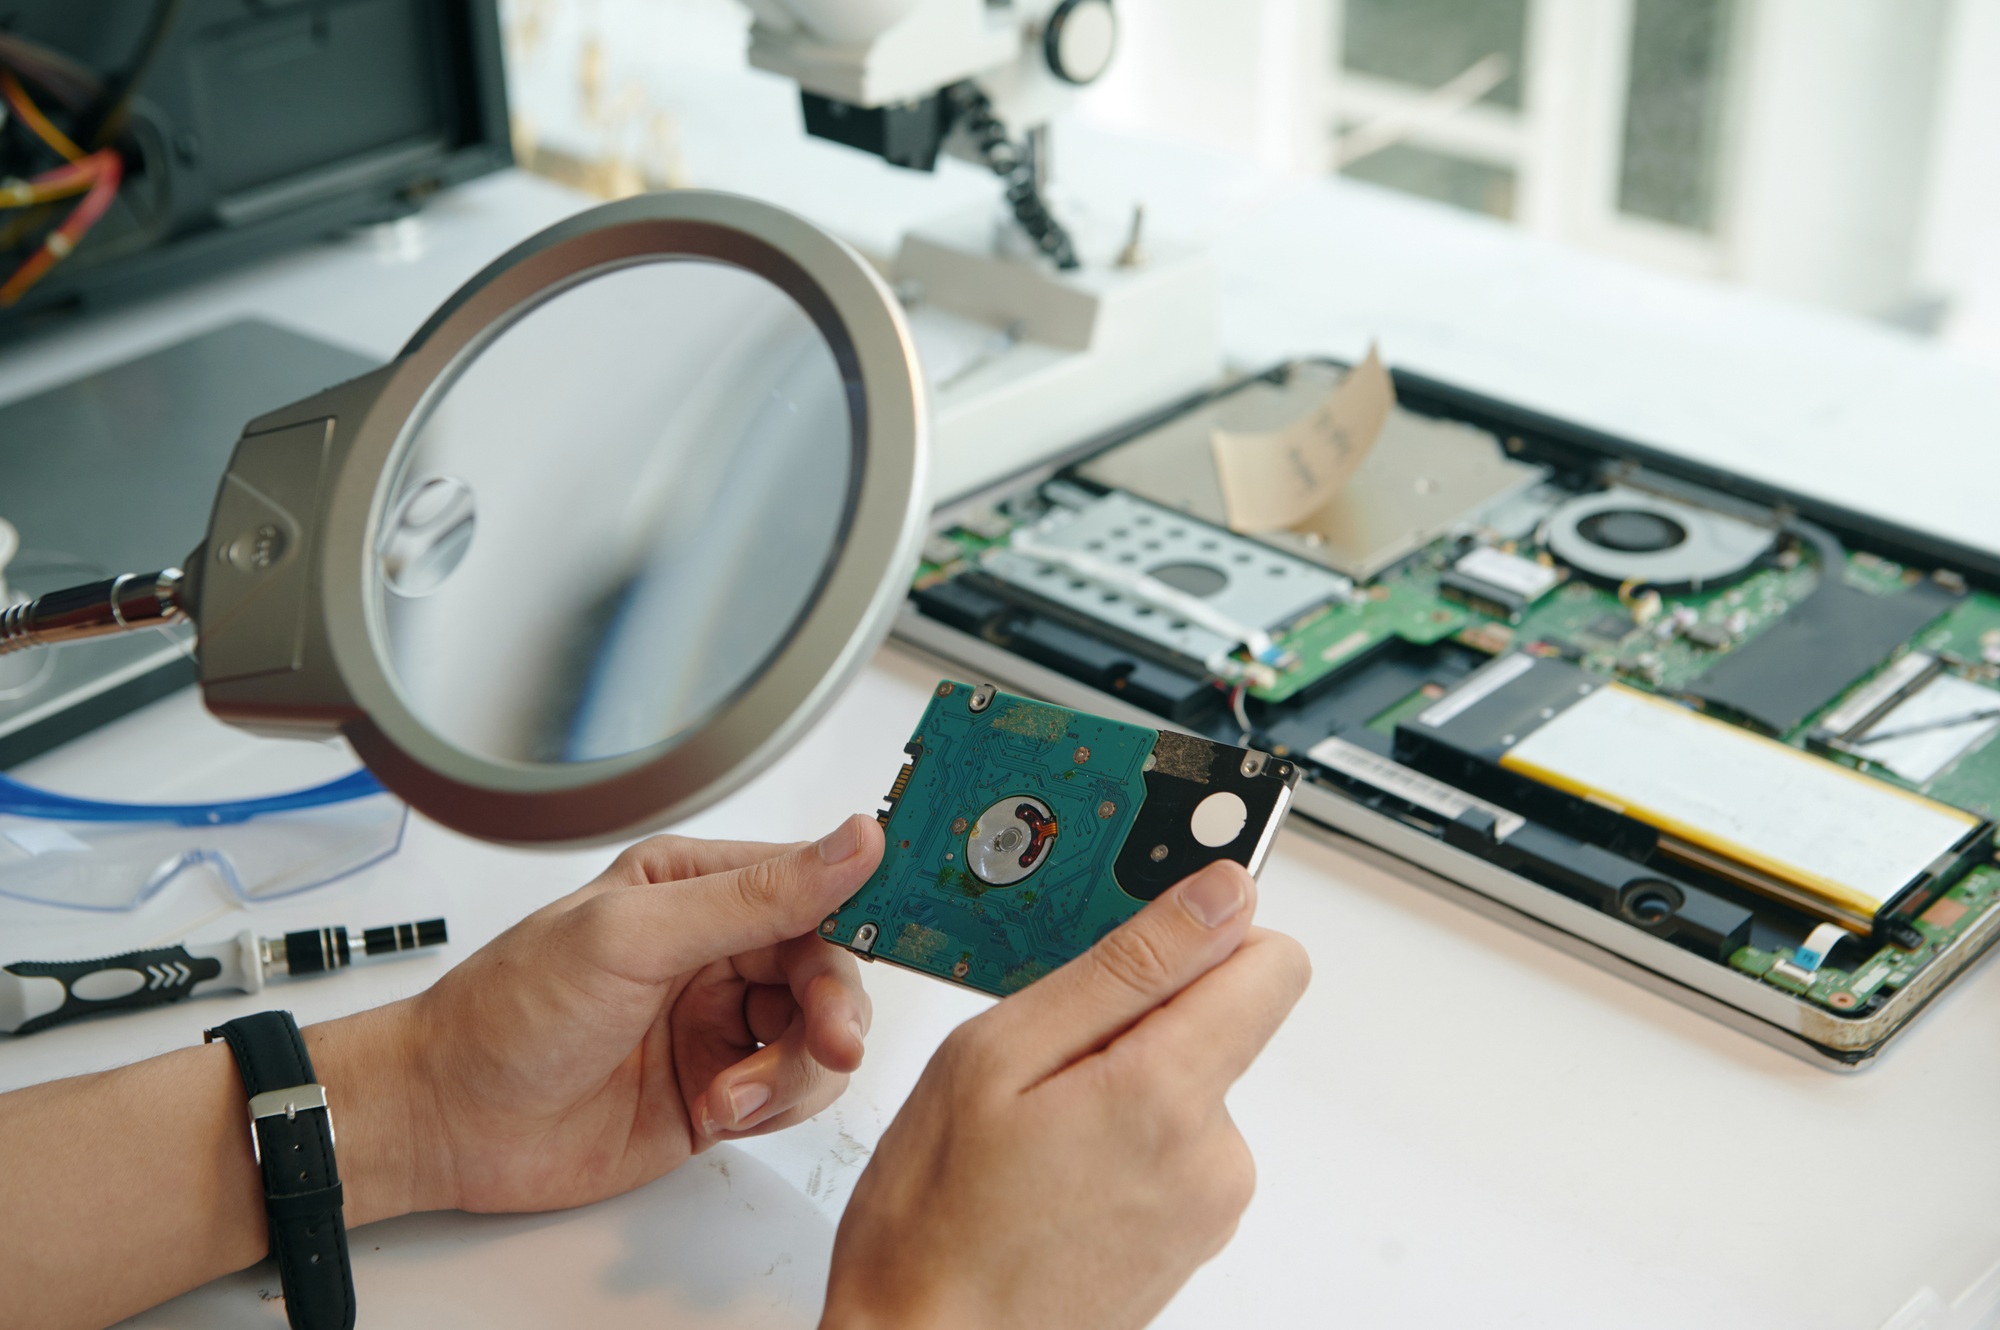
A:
0,769,407,911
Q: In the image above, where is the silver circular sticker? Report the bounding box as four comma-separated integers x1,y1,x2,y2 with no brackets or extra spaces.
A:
966,795,1059,886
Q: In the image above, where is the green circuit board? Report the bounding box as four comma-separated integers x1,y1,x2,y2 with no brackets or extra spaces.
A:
923,502,1957,710
1252,571,1468,702
911,493,2000,1020
1726,861,2000,1008
1304,541,2000,1017
822,681,1157,997
1253,535,1863,703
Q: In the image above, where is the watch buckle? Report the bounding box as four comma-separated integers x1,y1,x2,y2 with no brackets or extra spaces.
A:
244,1082,333,1164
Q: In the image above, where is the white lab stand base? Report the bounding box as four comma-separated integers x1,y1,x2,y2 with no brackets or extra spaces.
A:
892,207,1220,501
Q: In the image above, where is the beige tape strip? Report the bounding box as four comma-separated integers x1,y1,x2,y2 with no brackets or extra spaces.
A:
1209,344,1395,532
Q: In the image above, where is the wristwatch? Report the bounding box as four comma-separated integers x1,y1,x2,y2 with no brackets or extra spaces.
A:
205,1010,356,1330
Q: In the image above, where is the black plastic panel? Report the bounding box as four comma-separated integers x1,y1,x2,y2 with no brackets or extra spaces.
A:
0,0,510,334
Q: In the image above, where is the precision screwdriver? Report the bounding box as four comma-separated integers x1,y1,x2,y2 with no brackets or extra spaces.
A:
0,918,447,1035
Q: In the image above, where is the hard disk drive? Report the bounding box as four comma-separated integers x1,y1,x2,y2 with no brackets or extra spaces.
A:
824,680,1297,995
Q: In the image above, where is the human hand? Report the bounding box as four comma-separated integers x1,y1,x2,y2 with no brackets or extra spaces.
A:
820,860,1311,1330
315,814,884,1221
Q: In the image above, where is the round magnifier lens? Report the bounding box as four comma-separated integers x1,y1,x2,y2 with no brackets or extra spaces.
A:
375,258,856,766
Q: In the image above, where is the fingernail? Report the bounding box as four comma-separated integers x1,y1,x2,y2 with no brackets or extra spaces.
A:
817,817,862,864
846,1017,865,1048
725,1081,772,1127
1180,865,1246,928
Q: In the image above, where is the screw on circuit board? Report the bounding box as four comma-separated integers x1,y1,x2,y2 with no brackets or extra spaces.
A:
951,817,968,835
952,959,971,979
1240,752,1267,778
820,918,836,935
1074,746,1090,764
1149,844,1169,862
969,683,997,712
937,682,955,697
1829,991,1857,1009
1143,752,1156,771
854,923,879,953
1097,800,1116,819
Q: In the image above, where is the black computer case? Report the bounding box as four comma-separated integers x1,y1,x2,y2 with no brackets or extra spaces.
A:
0,0,511,334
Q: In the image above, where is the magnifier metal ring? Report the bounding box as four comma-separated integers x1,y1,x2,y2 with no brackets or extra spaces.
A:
197,191,930,845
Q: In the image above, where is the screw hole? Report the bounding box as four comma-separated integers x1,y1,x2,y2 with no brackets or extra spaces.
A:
1620,881,1682,926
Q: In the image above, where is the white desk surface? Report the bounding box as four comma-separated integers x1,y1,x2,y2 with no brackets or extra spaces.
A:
3,125,1999,1330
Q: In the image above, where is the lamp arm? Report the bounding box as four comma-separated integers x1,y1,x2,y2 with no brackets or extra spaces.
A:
0,566,189,655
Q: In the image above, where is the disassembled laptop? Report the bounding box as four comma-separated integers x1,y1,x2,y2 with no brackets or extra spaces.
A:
893,358,2000,1067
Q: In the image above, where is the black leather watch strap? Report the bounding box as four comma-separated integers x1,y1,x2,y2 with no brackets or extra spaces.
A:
206,1011,355,1330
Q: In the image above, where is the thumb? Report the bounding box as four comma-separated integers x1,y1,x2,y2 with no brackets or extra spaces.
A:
562,814,885,983
978,859,1258,1086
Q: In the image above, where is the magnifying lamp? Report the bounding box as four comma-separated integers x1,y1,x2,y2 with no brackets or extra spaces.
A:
0,191,929,845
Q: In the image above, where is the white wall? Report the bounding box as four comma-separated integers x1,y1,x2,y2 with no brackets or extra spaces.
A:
1074,0,1321,173
1919,0,2000,355
1727,0,1950,317
500,0,2000,353
500,0,795,191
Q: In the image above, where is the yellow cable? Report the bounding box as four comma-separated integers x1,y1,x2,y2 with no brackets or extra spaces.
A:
0,173,92,208
2,70,85,163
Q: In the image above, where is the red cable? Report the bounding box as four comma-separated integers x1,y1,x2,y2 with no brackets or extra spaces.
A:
0,154,102,207
0,147,122,306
